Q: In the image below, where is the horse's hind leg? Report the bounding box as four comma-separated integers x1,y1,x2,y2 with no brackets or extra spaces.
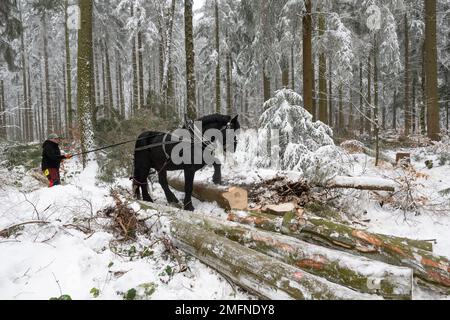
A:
213,163,222,185
158,170,179,205
183,168,196,211
133,153,153,202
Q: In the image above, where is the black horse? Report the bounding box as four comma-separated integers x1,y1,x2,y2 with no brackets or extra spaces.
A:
132,114,240,211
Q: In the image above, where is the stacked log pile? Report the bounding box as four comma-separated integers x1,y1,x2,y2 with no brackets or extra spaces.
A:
138,176,450,300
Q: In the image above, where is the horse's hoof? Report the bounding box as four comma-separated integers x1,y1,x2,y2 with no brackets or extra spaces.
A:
184,203,195,211
143,197,154,203
213,176,222,185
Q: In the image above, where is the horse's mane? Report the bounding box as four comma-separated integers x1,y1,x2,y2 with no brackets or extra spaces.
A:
197,114,231,126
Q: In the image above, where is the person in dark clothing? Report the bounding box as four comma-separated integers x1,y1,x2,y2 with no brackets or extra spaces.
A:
42,133,72,187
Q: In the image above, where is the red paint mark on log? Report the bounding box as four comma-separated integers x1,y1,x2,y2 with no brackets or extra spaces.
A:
422,257,450,272
297,259,325,270
426,270,450,287
352,230,383,247
385,244,409,258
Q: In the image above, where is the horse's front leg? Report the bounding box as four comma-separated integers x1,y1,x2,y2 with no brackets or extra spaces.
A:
212,162,222,185
158,170,180,205
183,168,196,211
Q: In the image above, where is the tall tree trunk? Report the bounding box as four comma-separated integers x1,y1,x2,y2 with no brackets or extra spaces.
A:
40,80,44,140
359,61,364,134
27,68,33,141
338,84,344,133
131,5,138,115
158,18,165,97
446,70,449,131
404,14,411,137
138,12,144,110
420,41,427,135
226,35,233,115
424,0,440,141
162,0,176,107
318,11,328,124
214,0,221,113
263,62,271,102
19,4,29,142
93,49,101,123
302,0,313,115
104,41,113,116
393,89,398,130
101,47,107,114
412,74,417,134
329,57,333,127
115,56,120,117
291,43,295,90
63,61,68,136
118,57,125,117
65,0,73,138
43,13,52,136
374,34,380,166
366,55,372,135
0,80,6,139
77,0,94,168
185,0,197,119
282,55,289,88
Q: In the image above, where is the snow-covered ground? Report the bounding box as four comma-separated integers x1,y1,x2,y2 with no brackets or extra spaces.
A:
1,137,450,300
0,160,252,300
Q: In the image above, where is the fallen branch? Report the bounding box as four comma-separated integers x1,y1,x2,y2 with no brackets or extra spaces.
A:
0,221,50,238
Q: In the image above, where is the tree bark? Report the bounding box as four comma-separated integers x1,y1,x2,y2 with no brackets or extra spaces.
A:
424,0,440,141
42,13,52,136
228,211,450,290
77,0,94,167
263,62,271,102
185,0,197,119
318,11,328,125
359,61,364,134
404,14,411,137
214,0,221,113
19,4,29,142
302,0,313,115
65,0,73,138
138,12,144,110
366,55,372,135
226,36,233,115
0,80,6,139
131,5,138,115
104,41,113,116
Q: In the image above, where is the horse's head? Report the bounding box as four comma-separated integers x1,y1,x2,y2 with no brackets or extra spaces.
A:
222,115,240,153
195,114,240,153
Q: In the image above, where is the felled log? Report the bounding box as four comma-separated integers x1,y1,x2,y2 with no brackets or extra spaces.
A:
228,211,450,290
167,175,248,210
170,219,377,300
262,203,297,216
139,201,379,299
326,176,396,192
181,213,412,299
